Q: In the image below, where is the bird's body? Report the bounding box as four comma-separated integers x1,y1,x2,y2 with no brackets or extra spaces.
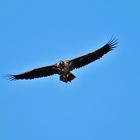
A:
56,61,76,83
9,38,118,83
56,61,71,75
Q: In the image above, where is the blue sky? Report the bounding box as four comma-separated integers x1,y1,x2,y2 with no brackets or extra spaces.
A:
0,0,140,140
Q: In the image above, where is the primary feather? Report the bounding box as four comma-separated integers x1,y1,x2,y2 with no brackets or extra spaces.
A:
69,38,117,69
10,65,58,80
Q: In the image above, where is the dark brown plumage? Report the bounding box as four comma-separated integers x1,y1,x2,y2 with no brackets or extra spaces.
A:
9,65,58,80
9,38,118,83
69,38,117,69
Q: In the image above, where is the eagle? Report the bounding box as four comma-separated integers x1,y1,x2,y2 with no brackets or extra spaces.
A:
9,38,117,83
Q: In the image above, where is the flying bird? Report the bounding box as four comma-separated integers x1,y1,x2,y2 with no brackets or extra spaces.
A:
9,38,118,83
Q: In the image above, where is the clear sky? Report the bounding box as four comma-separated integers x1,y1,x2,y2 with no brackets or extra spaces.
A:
0,0,140,140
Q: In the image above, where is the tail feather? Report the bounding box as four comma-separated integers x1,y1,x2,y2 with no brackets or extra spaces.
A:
60,73,76,83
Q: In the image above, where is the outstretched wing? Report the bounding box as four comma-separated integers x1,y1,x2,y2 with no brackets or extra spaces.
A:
69,38,118,70
9,65,58,80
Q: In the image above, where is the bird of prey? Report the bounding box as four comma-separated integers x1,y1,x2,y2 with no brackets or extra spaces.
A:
9,38,117,83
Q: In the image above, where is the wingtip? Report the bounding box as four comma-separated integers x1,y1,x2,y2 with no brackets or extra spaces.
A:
9,75,17,81
0,74,17,81
108,36,118,49
7,74,17,81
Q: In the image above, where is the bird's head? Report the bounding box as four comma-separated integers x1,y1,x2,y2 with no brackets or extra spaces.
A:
57,60,65,68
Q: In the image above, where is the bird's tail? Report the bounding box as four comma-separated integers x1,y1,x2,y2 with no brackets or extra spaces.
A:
60,73,76,83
